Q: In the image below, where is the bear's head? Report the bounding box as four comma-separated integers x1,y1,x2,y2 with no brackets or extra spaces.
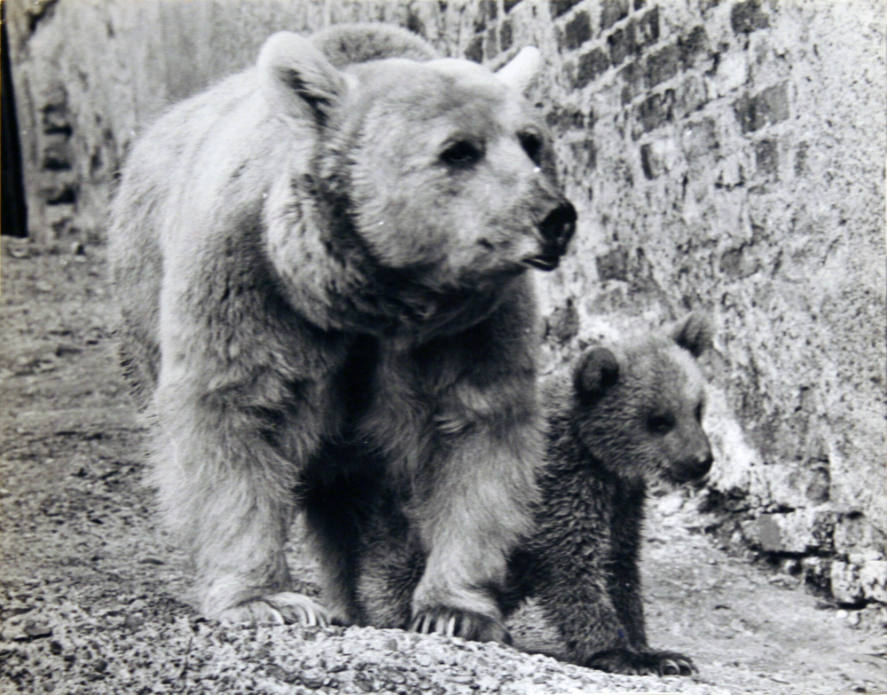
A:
570,314,714,486
259,31,576,334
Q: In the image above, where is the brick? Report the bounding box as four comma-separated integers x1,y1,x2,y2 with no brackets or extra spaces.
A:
681,117,718,159
607,25,635,66
596,248,629,281
551,0,582,18
645,43,679,87
560,11,591,50
675,74,707,117
619,61,643,104
755,138,778,178
640,136,679,178
500,19,513,51
574,48,610,88
634,7,660,49
731,0,769,34
601,0,629,30
464,34,483,63
733,82,790,133
484,26,498,57
678,25,708,67
545,105,590,132
751,510,836,554
632,89,675,137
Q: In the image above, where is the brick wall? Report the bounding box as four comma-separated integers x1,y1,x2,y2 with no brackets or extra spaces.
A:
7,0,886,609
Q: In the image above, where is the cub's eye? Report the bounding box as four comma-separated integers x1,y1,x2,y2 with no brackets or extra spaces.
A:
647,412,676,435
518,131,543,164
440,140,483,168
695,402,705,422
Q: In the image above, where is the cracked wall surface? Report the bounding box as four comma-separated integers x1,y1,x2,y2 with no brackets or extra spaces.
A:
6,0,885,607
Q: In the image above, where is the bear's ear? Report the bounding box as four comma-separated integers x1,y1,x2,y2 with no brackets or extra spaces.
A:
496,46,542,94
258,32,347,128
574,347,620,402
671,313,713,358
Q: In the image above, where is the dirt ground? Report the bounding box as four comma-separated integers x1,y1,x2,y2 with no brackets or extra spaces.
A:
1,236,885,695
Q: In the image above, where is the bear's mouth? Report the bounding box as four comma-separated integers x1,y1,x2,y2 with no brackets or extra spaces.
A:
522,253,562,271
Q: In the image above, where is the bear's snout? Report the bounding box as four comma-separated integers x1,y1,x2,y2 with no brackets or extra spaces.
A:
671,446,713,483
526,200,577,270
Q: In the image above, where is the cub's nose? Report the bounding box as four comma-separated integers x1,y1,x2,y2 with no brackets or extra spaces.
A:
538,200,577,250
674,450,713,483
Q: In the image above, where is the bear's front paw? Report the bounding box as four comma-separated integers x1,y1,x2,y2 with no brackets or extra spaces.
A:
218,592,330,627
410,607,511,644
585,648,696,676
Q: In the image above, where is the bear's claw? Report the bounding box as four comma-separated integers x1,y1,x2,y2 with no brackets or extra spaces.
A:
410,607,511,644
219,592,330,627
586,648,697,676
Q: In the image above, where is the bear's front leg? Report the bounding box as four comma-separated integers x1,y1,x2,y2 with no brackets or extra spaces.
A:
409,423,540,643
153,377,331,627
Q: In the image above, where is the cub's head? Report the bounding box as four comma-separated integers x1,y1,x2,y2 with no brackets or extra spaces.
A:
258,30,576,295
570,314,714,485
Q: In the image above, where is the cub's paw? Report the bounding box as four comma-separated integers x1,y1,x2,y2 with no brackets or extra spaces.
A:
586,648,696,676
410,607,511,644
219,592,330,627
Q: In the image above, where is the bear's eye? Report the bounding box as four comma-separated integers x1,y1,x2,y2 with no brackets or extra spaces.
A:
518,131,543,164
647,412,676,435
440,140,484,168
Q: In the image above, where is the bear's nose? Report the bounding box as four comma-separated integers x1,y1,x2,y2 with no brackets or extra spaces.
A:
538,201,577,249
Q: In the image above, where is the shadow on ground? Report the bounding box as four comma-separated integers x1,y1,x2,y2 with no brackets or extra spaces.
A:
2,237,885,694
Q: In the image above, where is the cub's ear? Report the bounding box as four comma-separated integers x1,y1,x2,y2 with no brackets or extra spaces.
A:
496,46,542,94
574,347,620,403
258,32,347,127
671,313,713,358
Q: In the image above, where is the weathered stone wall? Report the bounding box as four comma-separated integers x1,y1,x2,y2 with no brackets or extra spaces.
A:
7,0,885,607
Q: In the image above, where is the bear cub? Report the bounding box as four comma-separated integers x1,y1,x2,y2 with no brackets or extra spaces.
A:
355,314,714,675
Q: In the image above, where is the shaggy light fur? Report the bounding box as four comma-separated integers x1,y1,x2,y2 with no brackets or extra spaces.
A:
108,23,576,641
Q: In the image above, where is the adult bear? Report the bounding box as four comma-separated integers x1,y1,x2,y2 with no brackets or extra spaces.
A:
108,23,576,643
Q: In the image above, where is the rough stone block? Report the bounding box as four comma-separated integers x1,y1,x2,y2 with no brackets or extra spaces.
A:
574,48,610,88
601,0,629,30
860,561,887,603
731,0,770,34
678,25,708,67
640,136,679,179
645,43,679,87
632,89,675,138
619,60,643,104
499,19,513,52
634,7,660,49
560,11,591,51
751,509,835,554
681,117,718,160
733,82,790,133
830,560,864,604
755,138,779,179
607,25,634,67
551,0,582,18
464,34,483,62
